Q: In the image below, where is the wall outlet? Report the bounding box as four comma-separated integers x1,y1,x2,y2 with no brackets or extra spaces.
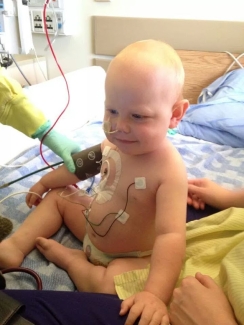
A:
31,10,44,33
29,9,72,35
30,10,56,34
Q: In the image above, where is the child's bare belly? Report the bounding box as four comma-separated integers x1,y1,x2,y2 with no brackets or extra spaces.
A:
85,193,156,254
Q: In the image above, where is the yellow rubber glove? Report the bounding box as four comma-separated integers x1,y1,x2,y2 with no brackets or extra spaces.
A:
0,67,46,136
0,67,80,172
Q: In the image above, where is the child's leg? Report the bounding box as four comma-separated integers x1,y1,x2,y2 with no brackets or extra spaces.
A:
35,237,150,294
0,187,89,269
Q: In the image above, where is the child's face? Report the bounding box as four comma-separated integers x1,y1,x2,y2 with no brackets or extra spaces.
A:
104,63,174,156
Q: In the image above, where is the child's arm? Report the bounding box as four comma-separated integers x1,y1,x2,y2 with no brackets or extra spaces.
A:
26,143,103,208
121,163,187,324
144,176,187,303
188,178,244,210
26,164,80,208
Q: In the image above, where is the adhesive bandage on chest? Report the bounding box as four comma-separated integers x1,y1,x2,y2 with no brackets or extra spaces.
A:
135,177,146,189
115,209,130,224
95,146,121,204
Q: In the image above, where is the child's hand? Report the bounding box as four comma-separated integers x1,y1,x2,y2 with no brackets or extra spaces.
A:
187,178,206,210
26,182,49,208
120,291,169,325
187,178,230,210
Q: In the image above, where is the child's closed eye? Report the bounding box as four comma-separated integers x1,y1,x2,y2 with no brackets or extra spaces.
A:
132,113,144,119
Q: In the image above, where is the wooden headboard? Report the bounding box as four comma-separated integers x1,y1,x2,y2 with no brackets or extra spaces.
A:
92,16,244,104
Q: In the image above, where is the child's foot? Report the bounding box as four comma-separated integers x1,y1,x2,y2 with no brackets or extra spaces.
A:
0,239,25,269
36,237,86,270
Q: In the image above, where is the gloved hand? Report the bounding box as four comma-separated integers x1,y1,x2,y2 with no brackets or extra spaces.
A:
39,129,81,173
0,67,47,137
0,68,80,173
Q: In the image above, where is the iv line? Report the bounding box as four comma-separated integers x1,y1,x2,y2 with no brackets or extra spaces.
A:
0,161,63,189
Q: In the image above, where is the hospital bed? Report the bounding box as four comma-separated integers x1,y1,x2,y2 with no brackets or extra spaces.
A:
0,16,244,324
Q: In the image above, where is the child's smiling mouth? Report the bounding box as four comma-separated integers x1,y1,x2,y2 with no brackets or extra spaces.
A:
115,138,136,144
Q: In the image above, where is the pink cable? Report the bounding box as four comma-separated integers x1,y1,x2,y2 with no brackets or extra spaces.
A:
40,0,71,169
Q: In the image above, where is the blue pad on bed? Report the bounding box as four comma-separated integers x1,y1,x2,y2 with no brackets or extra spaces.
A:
178,69,244,147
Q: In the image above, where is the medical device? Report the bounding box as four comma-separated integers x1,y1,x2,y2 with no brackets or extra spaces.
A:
102,119,118,134
0,161,63,189
72,144,102,180
0,0,33,54
28,0,73,35
0,0,73,56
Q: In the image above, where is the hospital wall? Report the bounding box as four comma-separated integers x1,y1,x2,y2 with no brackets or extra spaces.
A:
32,0,244,79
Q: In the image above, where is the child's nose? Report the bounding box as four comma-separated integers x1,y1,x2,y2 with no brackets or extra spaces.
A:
116,118,130,133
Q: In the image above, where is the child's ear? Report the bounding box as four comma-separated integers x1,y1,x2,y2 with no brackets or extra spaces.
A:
169,99,189,128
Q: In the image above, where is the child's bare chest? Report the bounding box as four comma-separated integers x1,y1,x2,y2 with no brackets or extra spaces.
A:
86,148,159,241
98,147,158,201
85,143,181,253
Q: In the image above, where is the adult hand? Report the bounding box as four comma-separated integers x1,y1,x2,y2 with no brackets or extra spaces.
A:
169,272,237,325
187,178,231,210
120,291,169,325
41,129,81,173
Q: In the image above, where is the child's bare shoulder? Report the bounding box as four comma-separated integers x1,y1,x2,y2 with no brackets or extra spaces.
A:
156,141,184,167
155,144,186,183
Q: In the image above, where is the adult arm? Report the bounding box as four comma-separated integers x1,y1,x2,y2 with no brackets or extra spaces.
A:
188,178,244,210
0,67,80,172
